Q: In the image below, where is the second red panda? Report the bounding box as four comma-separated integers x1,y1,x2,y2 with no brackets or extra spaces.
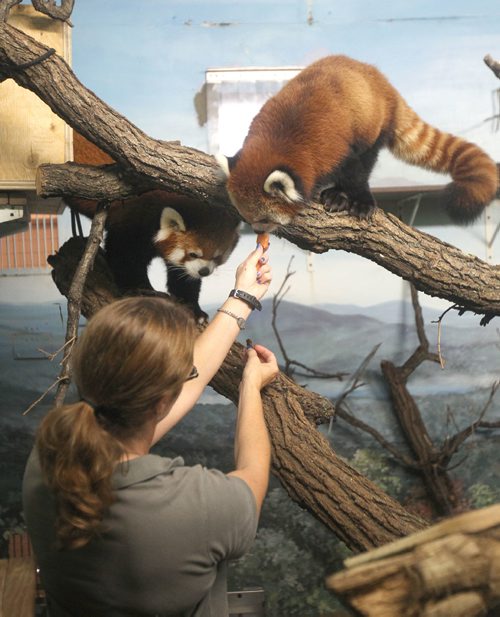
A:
218,55,498,233
70,134,239,321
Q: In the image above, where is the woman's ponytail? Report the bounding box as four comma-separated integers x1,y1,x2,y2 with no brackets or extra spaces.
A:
36,400,123,550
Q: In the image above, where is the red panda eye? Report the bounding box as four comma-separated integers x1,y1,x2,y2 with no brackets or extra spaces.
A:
188,252,200,259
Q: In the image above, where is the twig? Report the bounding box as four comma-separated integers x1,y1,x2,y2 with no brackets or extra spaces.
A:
441,380,500,461
432,304,460,368
271,257,296,375
54,202,109,407
329,343,381,434
400,284,441,377
271,256,345,380
36,335,76,362
477,419,500,429
335,404,417,469
22,376,66,416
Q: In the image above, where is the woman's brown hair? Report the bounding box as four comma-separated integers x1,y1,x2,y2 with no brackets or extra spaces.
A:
36,297,196,550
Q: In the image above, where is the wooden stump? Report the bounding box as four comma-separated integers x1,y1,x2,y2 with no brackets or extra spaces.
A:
326,504,500,616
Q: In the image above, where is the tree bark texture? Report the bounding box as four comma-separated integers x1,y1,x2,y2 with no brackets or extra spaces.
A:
326,504,500,616
48,238,427,552
0,19,498,321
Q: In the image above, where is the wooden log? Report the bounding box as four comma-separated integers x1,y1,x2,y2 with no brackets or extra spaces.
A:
327,504,500,615
0,557,36,617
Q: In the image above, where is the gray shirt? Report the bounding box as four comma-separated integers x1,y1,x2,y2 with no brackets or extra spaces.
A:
22,449,258,617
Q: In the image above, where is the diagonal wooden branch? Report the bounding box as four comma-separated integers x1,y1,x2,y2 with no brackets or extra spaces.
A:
38,162,500,321
53,202,109,406
0,19,498,321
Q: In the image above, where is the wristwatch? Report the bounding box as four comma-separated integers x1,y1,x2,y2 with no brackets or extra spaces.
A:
229,289,262,311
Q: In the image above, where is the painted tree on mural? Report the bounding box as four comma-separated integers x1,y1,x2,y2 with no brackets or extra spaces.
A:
2,0,500,588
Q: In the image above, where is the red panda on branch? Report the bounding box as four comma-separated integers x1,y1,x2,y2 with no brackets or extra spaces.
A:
218,55,499,233
69,133,240,322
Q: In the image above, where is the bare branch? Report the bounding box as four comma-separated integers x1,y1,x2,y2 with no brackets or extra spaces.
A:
271,256,345,380
22,376,66,416
477,419,500,429
400,285,441,379
335,403,418,469
31,0,74,24
441,380,500,461
336,343,381,409
433,303,462,368
0,0,21,22
37,335,76,362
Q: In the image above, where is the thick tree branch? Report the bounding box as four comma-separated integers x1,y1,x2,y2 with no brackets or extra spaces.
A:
0,20,495,322
47,238,427,552
39,162,500,321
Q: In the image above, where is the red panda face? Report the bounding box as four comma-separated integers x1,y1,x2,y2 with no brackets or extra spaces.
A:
154,207,239,279
218,156,305,233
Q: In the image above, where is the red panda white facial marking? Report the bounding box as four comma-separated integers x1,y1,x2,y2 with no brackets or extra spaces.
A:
154,207,234,279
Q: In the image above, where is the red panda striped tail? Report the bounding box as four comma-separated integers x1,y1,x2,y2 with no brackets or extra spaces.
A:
390,102,498,223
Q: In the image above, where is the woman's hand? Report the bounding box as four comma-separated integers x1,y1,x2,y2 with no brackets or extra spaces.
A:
234,243,272,301
242,344,279,391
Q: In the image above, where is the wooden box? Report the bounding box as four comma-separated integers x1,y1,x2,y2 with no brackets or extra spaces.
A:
0,5,72,198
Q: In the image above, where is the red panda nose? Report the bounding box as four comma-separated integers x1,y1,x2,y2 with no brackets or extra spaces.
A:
198,267,210,277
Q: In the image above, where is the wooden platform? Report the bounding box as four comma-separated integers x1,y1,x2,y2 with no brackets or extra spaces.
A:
0,533,37,617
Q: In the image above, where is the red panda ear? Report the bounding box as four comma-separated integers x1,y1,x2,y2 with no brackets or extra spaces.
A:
264,170,302,203
215,151,241,179
159,207,186,234
215,154,230,179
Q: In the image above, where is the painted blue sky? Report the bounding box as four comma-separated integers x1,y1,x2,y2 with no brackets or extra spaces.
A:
70,0,500,157
3,0,500,311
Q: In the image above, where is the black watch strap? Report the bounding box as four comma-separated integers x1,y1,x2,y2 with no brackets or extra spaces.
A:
229,289,262,311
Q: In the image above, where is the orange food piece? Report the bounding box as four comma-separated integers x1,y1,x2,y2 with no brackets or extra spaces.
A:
256,233,270,251
256,233,269,271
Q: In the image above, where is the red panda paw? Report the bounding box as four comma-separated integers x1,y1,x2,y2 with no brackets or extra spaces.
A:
349,200,376,220
320,187,351,213
320,187,376,220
